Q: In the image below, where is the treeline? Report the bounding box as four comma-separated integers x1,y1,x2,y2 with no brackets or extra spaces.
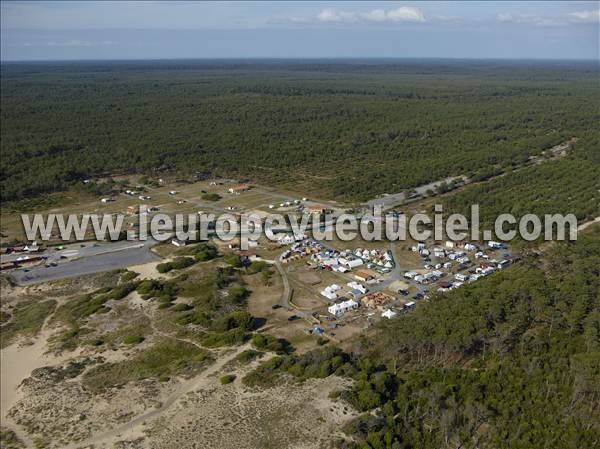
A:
244,227,600,449
1,61,598,202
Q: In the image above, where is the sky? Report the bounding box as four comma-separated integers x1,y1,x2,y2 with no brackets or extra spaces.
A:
1,1,599,61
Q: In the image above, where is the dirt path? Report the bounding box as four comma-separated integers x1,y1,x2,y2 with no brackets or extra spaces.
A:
577,216,600,232
65,343,251,449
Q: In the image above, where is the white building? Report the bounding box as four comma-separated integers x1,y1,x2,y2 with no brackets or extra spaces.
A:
347,281,367,294
381,309,397,319
332,265,350,273
328,299,359,317
321,288,338,301
342,258,363,269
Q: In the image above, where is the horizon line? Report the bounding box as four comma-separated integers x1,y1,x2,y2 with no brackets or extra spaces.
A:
2,56,599,64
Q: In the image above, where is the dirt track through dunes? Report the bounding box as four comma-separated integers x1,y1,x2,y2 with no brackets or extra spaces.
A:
578,216,600,232
64,343,252,449
143,375,355,449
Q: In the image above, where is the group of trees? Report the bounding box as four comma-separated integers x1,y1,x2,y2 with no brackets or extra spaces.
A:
440,133,600,241
2,61,598,203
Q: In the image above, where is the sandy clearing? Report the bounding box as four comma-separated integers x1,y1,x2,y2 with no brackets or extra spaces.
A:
1,318,80,447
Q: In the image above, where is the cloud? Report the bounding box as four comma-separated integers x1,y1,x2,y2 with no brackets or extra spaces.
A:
386,7,425,23
47,40,92,47
316,7,426,24
45,40,115,47
496,13,559,26
364,9,387,23
497,9,599,27
568,9,600,23
316,8,358,23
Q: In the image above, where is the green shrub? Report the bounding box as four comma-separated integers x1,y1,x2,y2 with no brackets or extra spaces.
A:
110,281,138,300
120,270,139,282
227,285,250,304
157,256,196,273
211,311,253,332
171,303,193,312
234,349,264,365
224,253,242,267
200,328,247,347
176,242,218,261
246,260,269,274
317,336,329,346
122,335,144,345
251,333,289,353
201,193,221,201
220,374,236,384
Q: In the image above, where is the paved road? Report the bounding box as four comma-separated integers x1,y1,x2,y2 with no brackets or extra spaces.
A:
10,240,159,285
1,239,156,264
365,176,466,211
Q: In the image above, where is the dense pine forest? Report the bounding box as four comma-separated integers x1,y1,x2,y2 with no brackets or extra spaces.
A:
244,226,600,449
1,59,599,203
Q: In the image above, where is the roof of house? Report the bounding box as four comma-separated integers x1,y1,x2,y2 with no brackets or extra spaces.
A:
229,184,251,191
305,204,327,212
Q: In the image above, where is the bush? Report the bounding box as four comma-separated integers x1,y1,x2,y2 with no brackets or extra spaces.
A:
120,270,139,282
211,311,254,332
176,243,218,261
251,333,289,353
246,260,269,274
122,335,144,345
317,336,329,346
171,303,193,312
136,279,179,300
220,374,236,384
171,256,196,270
200,328,247,347
137,279,162,295
201,193,221,201
234,349,264,365
110,281,139,300
224,253,242,267
227,285,250,304
157,256,196,273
